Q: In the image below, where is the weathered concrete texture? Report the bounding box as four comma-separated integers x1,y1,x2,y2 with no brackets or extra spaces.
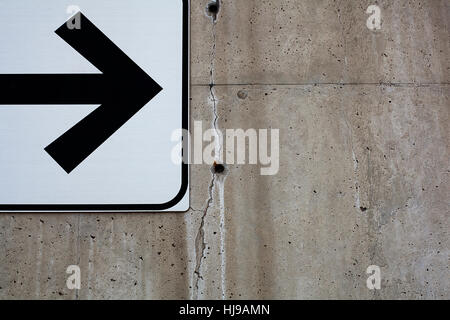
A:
0,0,449,300
0,215,79,299
214,84,448,299
192,0,450,84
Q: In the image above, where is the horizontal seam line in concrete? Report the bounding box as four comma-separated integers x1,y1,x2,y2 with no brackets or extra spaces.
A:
192,82,450,87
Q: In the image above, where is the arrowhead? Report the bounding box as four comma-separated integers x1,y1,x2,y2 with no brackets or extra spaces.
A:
45,12,162,173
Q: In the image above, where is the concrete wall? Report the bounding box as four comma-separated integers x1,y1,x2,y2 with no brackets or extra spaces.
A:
0,0,448,299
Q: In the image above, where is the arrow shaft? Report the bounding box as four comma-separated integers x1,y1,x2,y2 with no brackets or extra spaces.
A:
0,74,106,104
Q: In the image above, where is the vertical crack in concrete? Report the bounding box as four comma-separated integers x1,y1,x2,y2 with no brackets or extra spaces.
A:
208,9,228,300
193,174,216,298
209,21,222,159
208,3,228,300
192,4,228,299
193,12,219,299
217,175,227,299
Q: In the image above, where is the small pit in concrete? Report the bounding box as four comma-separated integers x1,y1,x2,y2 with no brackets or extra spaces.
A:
237,90,248,100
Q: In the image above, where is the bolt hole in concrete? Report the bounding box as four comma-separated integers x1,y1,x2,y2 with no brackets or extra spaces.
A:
237,90,248,100
212,162,226,174
206,0,220,20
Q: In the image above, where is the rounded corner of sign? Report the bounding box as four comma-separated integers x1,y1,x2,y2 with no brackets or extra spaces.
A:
157,179,189,212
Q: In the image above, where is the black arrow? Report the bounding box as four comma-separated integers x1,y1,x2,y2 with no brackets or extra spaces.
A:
0,12,163,173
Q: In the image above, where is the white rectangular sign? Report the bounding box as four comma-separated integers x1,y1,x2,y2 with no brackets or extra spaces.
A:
0,0,189,212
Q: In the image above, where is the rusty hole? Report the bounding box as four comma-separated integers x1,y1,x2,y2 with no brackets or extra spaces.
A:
206,1,220,20
212,161,225,174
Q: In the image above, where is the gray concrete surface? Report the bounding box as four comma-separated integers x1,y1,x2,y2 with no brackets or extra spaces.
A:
0,0,449,299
